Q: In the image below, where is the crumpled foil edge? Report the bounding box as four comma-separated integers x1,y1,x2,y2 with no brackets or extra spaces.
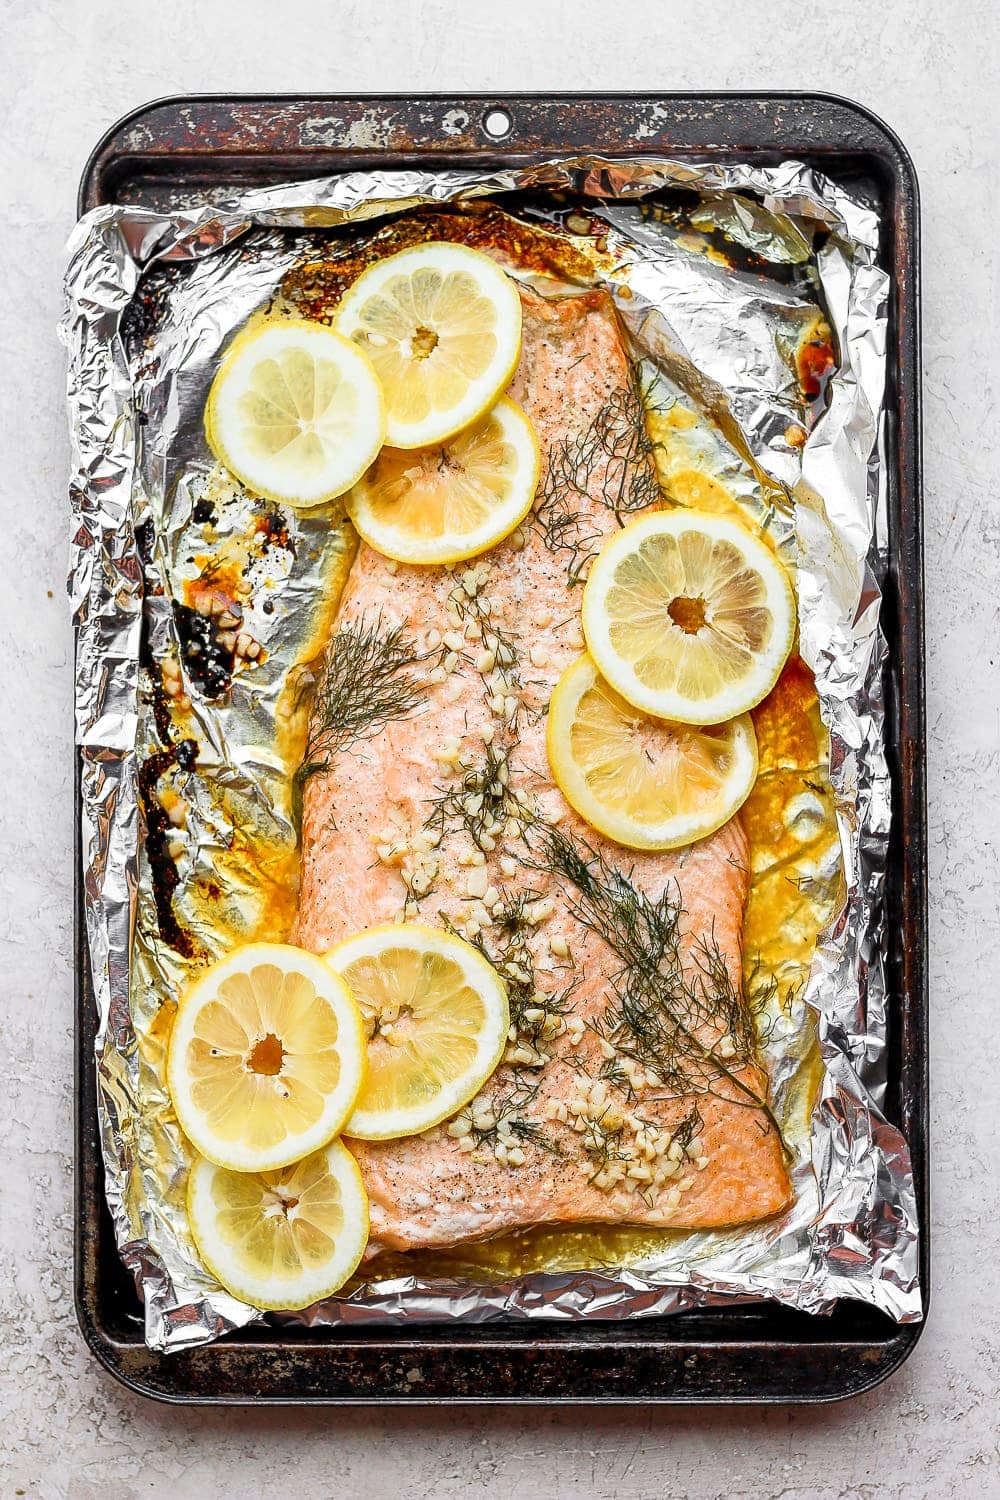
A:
63,154,920,1352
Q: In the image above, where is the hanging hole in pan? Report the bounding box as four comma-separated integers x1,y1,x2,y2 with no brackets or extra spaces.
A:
481,107,513,141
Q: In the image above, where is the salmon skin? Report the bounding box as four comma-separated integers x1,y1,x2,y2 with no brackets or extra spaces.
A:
295,282,791,1253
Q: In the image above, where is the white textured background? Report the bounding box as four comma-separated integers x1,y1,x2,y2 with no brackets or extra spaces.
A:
1,1,996,1495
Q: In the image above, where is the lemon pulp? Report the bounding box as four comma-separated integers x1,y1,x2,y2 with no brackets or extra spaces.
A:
324,924,509,1140
547,654,758,850
167,943,366,1172
206,320,385,507
582,511,795,724
346,396,539,564
335,242,523,449
187,1140,369,1309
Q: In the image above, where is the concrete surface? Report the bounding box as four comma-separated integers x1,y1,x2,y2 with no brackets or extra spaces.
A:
0,1,996,1495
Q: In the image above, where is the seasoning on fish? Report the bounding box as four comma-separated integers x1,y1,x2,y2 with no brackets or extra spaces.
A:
295,283,791,1253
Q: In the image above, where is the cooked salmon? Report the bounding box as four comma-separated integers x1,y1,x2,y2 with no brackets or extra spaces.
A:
295,283,791,1253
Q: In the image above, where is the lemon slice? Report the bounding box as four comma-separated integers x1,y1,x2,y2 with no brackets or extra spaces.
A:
167,943,366,1172
345,397,539,564
205,320,385,507
324,924,509,1140
547,654,758,850
187,1140,369,1310
582,512,795,724
335,242,523,449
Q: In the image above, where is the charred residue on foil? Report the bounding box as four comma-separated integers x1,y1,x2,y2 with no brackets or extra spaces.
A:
280,203,605,322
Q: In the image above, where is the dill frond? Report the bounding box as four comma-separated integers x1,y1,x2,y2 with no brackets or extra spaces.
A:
449,1063,563,1160
440,899,570,1039
439,904,569,1159
531,824,787,1151
506,1116,563,1154
294,613,430,819
484,1077,564,1159
533,372,664,585
440,907,534,1021
424,740,525,853
664,1102,704,1155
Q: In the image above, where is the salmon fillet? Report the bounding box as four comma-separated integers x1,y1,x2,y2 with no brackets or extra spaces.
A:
296,283,791,1253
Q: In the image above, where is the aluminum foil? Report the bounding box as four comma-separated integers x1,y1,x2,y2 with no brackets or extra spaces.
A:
63,155,920,1353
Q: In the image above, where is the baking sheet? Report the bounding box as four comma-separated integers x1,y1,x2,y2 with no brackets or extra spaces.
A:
63,154,920,1352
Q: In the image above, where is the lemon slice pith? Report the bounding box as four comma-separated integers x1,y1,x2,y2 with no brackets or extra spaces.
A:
547,654,758,850
582,511,796,724
335,242,523,449
346,396,539,565
205,320,385,507
167,943,367,1173
187,1140,369,1310
324,924,510,1140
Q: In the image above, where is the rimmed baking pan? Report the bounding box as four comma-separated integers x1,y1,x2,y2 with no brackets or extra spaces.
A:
74,92,926,1404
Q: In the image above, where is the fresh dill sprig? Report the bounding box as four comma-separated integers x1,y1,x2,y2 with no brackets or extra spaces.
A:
294,612,430,819
425,740,525,853
440,906,535,1020
742,953,782,1032
440,899,565,1037
506,1116,562,1154
473,1075,562,1157
445,1034,563,1159
530,823,787,1152
578,1103,628,1170
533,372,664,585
533,499,604,591
659,1101,703,1155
